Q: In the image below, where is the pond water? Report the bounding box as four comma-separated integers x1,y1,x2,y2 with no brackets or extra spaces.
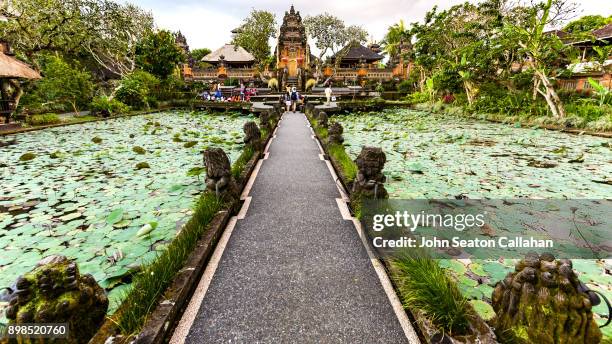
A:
337,109,612,333
0,111,252,317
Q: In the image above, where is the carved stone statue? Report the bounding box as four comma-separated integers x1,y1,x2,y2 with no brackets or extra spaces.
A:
243,121,262,151
327,122,344,145
259,111,272,134
203,147,238,199
317,111,328,129
492,253,602,344
304,103,315,117
310,108,320,121
352,147,388,199
2,255,108,344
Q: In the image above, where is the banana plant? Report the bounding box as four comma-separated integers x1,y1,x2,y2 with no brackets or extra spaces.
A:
587,77,611,106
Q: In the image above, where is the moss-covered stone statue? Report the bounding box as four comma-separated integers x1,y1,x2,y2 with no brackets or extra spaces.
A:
352,146,388,199
259,111,272,134
327,122,344,145
3,255,108,344
492,253,602,344
317,111,328,129
243,121,262,151
203,147,238,199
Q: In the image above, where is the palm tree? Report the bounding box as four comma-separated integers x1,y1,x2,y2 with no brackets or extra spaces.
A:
381,20,412,61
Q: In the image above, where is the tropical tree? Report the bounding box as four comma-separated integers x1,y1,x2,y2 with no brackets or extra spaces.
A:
564,15,612,35
135,30,185,80
409,1,504,104
25,54,94,113
381,20,411,60
232,9,277,66
82,2,154,78
0,0,93,67
190,48,212,62
0,0,154,77
304,13,368,79
502,0,578,118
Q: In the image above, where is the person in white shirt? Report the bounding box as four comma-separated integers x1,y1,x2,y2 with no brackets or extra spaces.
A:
325,84,332,105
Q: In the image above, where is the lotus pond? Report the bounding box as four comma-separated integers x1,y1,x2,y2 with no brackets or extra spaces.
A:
0,111,253,320
337,109,612,333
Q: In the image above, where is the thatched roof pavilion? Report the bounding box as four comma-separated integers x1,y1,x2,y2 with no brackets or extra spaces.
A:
0,52,41,80
202,44,255,68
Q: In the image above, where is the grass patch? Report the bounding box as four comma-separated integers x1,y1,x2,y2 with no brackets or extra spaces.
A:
231,145,255,179
327,144,357,182
390,250,471,336
116,191,223,334
314,126,328,140
67,115,99,123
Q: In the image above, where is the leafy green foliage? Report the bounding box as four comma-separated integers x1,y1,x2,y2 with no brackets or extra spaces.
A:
564,15,612,34
381,20,411,59
90,96,130,115
397,80,413,94
135,30,185,79
23,55,94,113
1,0,154,78
189,48,211,62
231,9,277,64
587,78,612,106
404,91,430,105
115,70,159,109
303,13,368,70
26,113,61,126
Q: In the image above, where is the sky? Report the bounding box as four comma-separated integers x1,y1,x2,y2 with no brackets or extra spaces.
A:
126,0,610,54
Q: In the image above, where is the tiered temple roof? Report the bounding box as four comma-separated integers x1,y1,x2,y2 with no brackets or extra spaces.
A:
331,41,384,67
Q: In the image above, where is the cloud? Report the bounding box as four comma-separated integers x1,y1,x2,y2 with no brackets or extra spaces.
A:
128,0,610,53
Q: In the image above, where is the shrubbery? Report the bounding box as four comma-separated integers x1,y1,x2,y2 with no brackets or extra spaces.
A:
404,91,430,104
397,80,413,94
114,70,159,109
26,113,62,126
20,55,94,113
90,96,130,115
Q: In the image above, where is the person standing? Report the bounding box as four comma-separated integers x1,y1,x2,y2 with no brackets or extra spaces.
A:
239,81,246,102
290,87,299,112
215,82,222,101
284,90,292,113
325,84,333,105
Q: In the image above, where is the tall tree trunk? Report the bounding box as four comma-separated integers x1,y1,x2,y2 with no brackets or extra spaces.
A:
419,69,426,93
535,70,565,119
463,80,477,106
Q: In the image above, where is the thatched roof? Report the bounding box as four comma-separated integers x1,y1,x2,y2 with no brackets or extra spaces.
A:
0,52,41,79
202,44,255,63
593,23,612,40
331,41,384,62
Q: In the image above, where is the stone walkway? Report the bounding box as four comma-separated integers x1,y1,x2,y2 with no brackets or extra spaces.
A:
171,112,417,343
